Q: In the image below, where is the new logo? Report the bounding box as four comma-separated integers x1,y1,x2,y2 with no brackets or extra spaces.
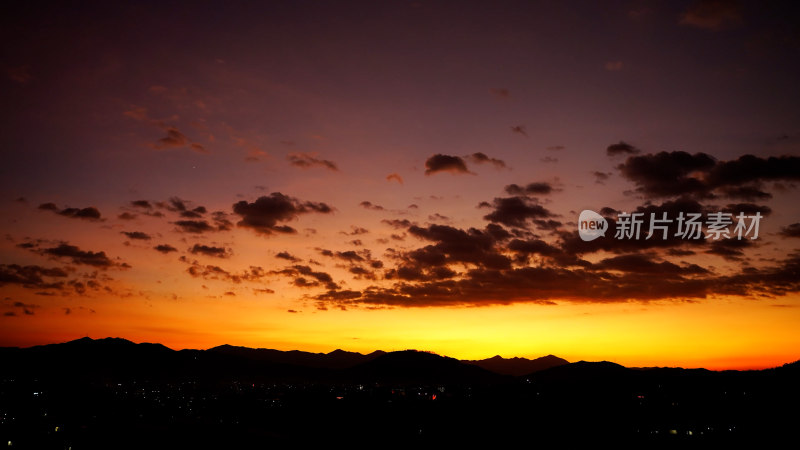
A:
578,210,608,242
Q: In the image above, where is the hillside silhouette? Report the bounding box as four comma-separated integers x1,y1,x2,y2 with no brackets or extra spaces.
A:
1,338,798,447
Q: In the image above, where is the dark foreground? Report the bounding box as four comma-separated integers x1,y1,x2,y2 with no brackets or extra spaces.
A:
1,338,797,448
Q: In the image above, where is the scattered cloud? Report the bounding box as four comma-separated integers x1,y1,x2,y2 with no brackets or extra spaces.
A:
482,196,555,228
606,141,640,156
39,203,102,221
504,182,554,195
618,152,800,198
276,251,301,262
174,220,215,234
190,244,231,258
359,201,385,211
592,171,611,184
124,106,208,153
424,154,472,175
780,223,800,238
386,173,404,184
121,231,152,240
41,243,122,268
287,152,339,171
233,192,333,235
466,152,506,169
0,264,69,289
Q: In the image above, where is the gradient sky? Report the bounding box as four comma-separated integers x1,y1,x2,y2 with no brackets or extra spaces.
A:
2,0,799,369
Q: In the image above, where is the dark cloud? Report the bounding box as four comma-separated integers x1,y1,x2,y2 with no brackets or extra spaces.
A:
211,211,233,231
780,223,800,238
720,203,772,217
504,182,553,195
705,239,754,261
118,212,137,220
606,141,640,156
149,125,207,153
190,244,231,258
705,154,800,188
482,196,555,228
174,220,215,233
467,152,506,169
718,185,772,200
592,171,611,184
180,210,203,218
154,244,178,254
121,231,152,240
167,197,188,212
155,127,189,148
342,226,369,235
9,301,39,315
592,254,709,276
540,156,558,163
287,152,339,171
349,266,377,280
312,251,800,307
406,224,513,270
359,201,385,211
233,193,333,235
58,207,102,220
183,258,267,284
42,243,121,268
0,264,68,289
273,265,338,290
331,250,365,262
276,251,301,262
617,151,717,197
424,154,472,175
131,200,152,209
720,253,800,298
382,219,413,229
39,203,102,220
618,152,800,199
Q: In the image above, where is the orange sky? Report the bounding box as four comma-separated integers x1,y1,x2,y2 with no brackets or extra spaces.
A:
1,1,799,370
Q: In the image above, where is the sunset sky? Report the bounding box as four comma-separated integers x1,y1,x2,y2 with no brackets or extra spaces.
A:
2,0,799,369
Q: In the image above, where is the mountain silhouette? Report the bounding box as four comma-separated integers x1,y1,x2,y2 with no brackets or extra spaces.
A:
207,344,385,369
2,338,799,446
344,350,507,384
1,337,799,385
462,354,568,376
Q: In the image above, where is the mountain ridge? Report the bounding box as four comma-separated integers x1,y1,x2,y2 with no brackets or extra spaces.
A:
2,337,798,375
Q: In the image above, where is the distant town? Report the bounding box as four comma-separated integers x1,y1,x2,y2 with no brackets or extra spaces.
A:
1,338,797,447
